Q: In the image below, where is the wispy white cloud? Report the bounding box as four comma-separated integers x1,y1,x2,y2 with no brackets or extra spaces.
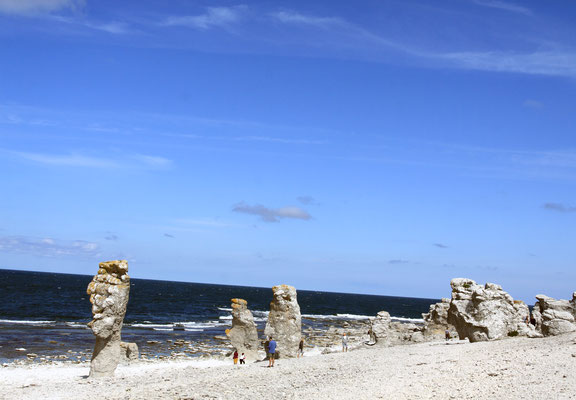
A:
49,15,133,34
472,0,532,16
234,136,325,145
0,0,83,16
270,10,345,29
439,50,576,77
0,235,100,257
161,6,246,30
11,151,173,170
232,202,312,223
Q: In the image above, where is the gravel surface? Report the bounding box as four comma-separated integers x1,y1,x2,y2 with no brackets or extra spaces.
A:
1,333,575,399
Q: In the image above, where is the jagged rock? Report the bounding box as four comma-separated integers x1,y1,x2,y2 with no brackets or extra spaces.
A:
423,298,451,326
368,312,426,345
225,298,259,361
447,278,538,342
264,285,302,358
422,298,457,340
532,294,576,336
86,260,130,377
120,342,139,362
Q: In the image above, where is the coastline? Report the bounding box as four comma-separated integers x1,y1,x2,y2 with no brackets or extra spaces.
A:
2,332,575,399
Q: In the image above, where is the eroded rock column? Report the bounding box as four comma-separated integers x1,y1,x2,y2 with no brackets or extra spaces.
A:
87,260,131,377
226,298,259,361
264,285,302,358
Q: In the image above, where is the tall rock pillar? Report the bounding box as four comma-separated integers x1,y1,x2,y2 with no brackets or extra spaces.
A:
264,284,302,358
226,298,259,361
87,260,131,377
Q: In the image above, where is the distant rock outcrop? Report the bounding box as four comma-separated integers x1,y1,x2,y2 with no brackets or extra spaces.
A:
87,260,131,377
226,298,259,361
532,293,576,336
369,311,425,345
264,285,302,358
447,278,538,342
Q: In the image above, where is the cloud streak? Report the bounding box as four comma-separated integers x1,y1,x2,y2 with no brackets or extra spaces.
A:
433,243,449,248
161,6,245,30
0,235,100,257
0,0,82,16
232,202,312,223
472,0,532,16
543,203,576,213
11,151,173,170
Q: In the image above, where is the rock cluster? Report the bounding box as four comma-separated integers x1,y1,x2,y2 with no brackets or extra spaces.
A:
87,260,134,377
447,278,537,342
532,293,576,336
369,311,425,346
264,285,302,358
226,298,259,361
422,298,457,339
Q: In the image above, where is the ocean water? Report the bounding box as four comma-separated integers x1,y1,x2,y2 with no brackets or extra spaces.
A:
0,269,438,362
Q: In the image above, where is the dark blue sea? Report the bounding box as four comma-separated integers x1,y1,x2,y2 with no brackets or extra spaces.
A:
0,269,438,363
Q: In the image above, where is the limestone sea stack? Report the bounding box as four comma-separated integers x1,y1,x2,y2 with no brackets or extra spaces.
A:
86,260,131,377
447,278,538,342
264,284,302,358
226,298,259,361
532,293,576,336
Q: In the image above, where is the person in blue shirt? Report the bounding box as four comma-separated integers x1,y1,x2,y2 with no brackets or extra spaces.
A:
268,337,277,367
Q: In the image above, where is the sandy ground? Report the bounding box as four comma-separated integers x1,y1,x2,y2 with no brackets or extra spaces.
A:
1,333,576,400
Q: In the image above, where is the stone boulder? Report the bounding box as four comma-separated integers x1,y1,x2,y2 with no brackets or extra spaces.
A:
447,278,537,342
87,260,131,377
226,298,259,361
264,285,302,358
120,342,139,362
532,293,576,336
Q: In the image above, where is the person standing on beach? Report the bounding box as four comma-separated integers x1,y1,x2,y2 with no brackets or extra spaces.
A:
298,337,305,358
445,329,451,342
268,337,277,367
240,353,246,365
342,333,348,352
233,350,239,365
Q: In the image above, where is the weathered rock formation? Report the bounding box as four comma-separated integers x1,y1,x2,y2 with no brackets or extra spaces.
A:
87,260,131,377
368,311,425,346
422,298,457,339
447,278,538,342
264,285,302,358
120,341,139,362
532,293,576,336
226,298,259,361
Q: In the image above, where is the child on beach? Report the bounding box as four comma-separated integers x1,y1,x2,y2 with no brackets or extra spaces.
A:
233,350,239,365
342,333,348,352
298,337,304,358
240,353,246,364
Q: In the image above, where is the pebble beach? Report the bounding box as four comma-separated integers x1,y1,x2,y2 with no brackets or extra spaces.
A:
2,332,575,400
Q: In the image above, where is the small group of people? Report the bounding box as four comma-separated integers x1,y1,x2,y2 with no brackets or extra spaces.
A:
234,336,307,367
232,350,246,365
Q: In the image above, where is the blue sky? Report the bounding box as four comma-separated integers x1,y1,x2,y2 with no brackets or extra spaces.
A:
1,0,575,302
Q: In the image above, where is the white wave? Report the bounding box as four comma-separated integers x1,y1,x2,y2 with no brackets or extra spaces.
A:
390,317,425,323
0,319,55,325
65,322,89,329
130,321,227,330
217,307,233,312
218,316,232,320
